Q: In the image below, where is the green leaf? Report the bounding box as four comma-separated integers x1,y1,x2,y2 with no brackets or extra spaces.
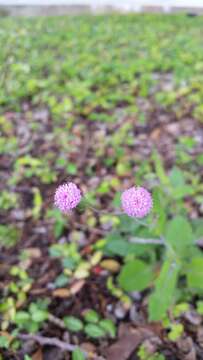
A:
169,167,185,187
118,259,153,292
0,336,9,349
63,316,83,332
186,257,203,289
171,185,195,200
165,216,194,255
196,301,203,315
84,324,106,338
54,274,70,287
31,310,48,323
66,163,77,175
72,348,85,360
105,238,130,257
99,319,116,338
83,310,100,323
168,323,184,341
14,311,30,324
148,259,180,321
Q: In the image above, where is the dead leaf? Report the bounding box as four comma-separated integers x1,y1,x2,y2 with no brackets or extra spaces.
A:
105,326,154,360
197,327,203,348
81,342,96,358
70,280,85,295
150,128,161,141
177,336,196,360
32,348,43,360
52,288,71,298
25,248,42,258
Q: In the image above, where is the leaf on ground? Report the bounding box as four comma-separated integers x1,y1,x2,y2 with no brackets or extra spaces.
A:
52,288,71,298
105,326,153,360
32,348,43,360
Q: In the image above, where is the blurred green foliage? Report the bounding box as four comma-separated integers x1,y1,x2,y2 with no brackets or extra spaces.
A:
0,14,203,122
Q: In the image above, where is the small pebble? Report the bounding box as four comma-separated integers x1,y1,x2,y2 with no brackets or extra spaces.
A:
114,303,128,319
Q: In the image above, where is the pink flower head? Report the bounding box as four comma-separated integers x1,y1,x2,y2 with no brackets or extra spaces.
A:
121,186,153,218
54,182,82,213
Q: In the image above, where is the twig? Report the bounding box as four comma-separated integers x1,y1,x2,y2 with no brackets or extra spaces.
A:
48,313,66,329
17,333,86,355
129,237,164,245
88,204,123,216
129,237,203,247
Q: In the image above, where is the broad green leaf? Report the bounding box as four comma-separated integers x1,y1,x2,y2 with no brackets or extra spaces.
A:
0,336,9,349
66,163,77,175
171,185,195,200
83,310,100,323
197,301,203,315
148,259,180,321
72,348,85,360
63,316,83,332
193,219,203,238
169,167,185,187
186,257,203,289
99,319,116,338
105,238,131,257
165,216,194,255
168,323,184,341
31,310,48,323
54,274,70,287
118,259,153,292
84,324,106,338
14,311,30,324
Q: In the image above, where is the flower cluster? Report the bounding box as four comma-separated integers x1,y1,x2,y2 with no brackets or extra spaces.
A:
121,186,153,218
54,182,152,218
54,182,82,214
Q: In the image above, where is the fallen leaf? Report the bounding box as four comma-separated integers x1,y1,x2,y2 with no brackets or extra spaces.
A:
52,288,71,298
105,326,154,360
25,248,42,258
177,336,196,360
70,280,85,295
32,348,43,360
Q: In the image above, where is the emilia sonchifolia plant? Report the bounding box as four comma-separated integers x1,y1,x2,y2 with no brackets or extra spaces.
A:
54,182,203,322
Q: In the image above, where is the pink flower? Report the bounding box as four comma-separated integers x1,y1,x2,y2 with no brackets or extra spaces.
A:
54,182,82,213
121,186,153,218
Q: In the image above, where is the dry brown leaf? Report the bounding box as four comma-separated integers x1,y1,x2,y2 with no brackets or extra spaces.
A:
25,248,42,258
81,342,96,358
150,128,161,141
70,280,85,295
177,336,196,360
32,348,43,360
105,326,154,360
52,288,71,298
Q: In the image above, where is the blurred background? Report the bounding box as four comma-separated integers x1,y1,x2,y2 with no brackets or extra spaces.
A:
1,0,203,15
